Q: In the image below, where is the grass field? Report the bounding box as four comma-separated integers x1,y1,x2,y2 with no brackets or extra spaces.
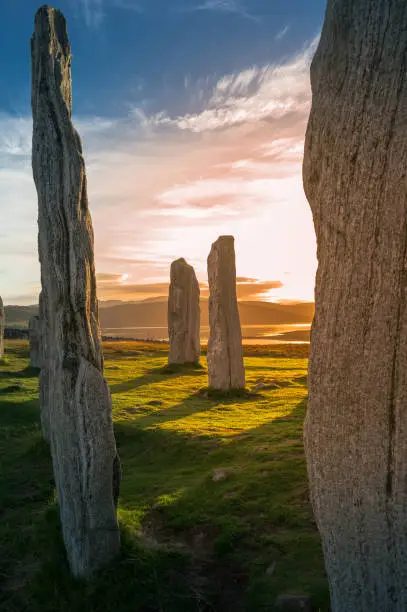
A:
0,340,328,611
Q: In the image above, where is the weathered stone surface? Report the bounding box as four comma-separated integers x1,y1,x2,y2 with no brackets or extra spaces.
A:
31,6,120,577
303,2,407,610
168,258,200,365
207,236,245,390
38,291,50,440
0,296,4,360
28,315,42,368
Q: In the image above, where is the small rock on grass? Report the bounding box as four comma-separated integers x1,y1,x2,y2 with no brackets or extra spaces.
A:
212,468,228,482
252,380,280,393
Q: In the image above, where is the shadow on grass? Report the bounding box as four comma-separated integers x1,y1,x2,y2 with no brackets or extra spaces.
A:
159,362,205,375
202,387,258,400
0,398,40,428
110,363,206,395
114,399,309,516
125,387,259,430
293,374,308,386
0,400,54,611
0,366,40,379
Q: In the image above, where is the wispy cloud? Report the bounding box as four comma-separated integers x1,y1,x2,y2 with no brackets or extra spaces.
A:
78,0,104,28
74,0,143,27
188,0,258,22
0,114,32,157
236,280,283,300
97,272,129,283
148,36,319,133
275,24,290,41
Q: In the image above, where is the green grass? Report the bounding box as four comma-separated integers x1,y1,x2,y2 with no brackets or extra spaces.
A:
0,340,328,611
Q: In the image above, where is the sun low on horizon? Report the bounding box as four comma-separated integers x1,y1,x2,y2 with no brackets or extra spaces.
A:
0,0,325,306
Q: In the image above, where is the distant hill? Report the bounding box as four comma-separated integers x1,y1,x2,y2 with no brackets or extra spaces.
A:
272,328,311,342
4,305,38,328
98,297,314,328
234,300,314,326
4,298,314,331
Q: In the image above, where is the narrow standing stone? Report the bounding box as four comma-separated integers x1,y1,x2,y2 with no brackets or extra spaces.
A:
0,297,4,359
31,5,120,578
168,258,200,365
38,291,50,440
303,1,407,609
28,315,42,368
207,236,245,390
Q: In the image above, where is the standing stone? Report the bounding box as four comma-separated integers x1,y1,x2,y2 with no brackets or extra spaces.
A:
303,2,407,610
168,258,200,365
31,6,120,578
38,291,50,440
28,315,42,369
207,236,245,390
0,297,4,360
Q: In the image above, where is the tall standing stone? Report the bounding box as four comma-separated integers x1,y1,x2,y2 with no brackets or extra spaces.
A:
168,258,200,365
31,6,120,578
207,236,245,390
303,1,407,610
38,291,50,440
0,297,4,360
28,315,42,369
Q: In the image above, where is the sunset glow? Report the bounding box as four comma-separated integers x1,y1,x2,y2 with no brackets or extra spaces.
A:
0,1,322,306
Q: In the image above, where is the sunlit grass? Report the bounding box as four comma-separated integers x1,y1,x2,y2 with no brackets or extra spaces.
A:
0,340,328,611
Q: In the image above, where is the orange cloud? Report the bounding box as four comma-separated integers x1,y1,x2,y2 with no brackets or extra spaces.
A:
96,273,283,302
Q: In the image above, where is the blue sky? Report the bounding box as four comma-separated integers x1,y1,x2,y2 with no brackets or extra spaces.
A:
0,0,326,304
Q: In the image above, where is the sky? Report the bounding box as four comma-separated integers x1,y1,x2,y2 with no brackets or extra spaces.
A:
0,0,326,305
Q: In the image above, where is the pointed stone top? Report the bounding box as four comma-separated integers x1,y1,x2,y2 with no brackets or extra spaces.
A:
32,5,71,116
33,5,69,49
170,258,197,283
0,296,3,308
173,257,188,266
